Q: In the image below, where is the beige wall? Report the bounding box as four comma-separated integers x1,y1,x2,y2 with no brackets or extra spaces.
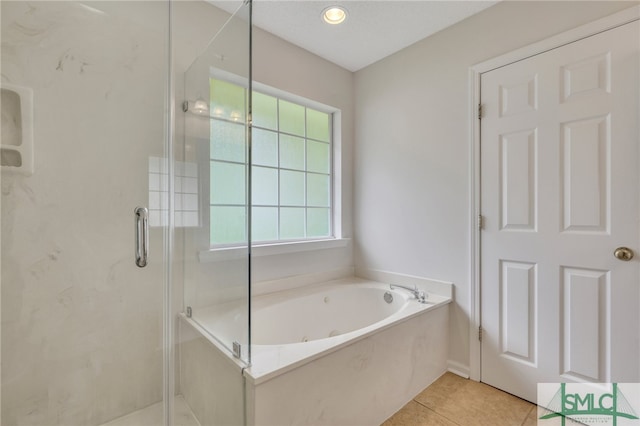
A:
353,0,637,374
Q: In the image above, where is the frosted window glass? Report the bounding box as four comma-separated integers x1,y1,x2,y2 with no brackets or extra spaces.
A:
306,109,329,142
253,92,277,130
183,177,198,194
209,79,336,247
307,140,329,174
279,100,305,136
307,173,330,207
210,161,246,204
252,166,278,206
252,207,278,242
149,173,161,191
307,208,330,237
210,78,245,122
280,134,305,170
280,208,305,239
211,206,246,244
210,120,245,162
280,170,305,206
252,129,278,167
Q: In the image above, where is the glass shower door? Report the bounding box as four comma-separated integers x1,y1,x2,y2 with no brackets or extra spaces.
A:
1,2,175,425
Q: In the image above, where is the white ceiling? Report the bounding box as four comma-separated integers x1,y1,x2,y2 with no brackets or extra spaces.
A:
212,1,498,72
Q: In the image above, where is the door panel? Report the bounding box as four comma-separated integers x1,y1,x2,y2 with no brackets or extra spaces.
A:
500,260,537,364
500,129,537,230
480,20,639,402
561,266,609,382
561,116,609,232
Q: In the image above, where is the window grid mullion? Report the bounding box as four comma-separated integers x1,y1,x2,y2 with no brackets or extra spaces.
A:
210,158,246,166
252,123,329,145
303,106,308,239
210,203,248,207
328,112,334,237
276,98,281,241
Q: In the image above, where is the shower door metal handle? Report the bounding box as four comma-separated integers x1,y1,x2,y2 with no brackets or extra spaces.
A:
134,207,149,267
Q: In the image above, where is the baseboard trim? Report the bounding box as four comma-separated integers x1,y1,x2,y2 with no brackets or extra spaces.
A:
447,360,470,379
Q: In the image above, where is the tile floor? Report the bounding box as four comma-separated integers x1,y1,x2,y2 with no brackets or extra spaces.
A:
382,372,537,426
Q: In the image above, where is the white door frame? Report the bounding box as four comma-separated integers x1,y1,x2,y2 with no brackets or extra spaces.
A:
468,5,640,382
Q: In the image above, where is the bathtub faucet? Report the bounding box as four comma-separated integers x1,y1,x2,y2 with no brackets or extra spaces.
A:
390,284,428,304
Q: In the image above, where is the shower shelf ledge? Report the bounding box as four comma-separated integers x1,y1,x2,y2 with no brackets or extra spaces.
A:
1,82,34,175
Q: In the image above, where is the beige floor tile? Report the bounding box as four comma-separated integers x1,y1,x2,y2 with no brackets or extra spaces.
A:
417,377,534,426
382,401,458,426
414,372,468,410
520,406,538,426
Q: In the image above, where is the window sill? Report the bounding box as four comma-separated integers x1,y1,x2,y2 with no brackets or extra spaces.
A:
198,238,351,263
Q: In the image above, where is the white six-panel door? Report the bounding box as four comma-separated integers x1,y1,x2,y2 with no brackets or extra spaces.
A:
480,20,639,403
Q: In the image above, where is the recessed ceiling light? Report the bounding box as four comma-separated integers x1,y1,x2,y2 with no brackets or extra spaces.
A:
322,6,347,25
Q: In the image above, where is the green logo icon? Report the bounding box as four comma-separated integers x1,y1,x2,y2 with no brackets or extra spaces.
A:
539,383,639,425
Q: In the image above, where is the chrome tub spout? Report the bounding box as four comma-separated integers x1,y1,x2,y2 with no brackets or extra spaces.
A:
389,284,428,304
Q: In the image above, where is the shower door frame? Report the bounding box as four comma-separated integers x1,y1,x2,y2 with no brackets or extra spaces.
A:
164,1,176,424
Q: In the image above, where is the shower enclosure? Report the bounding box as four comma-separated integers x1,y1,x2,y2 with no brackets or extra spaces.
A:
1,1,252,424
181,0,252,366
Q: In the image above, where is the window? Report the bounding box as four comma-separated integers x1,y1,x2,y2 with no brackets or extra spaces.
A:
148,157,199,228
209,77,333,247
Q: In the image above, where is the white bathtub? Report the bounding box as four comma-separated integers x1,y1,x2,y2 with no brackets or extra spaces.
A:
253,282,411,345
180,274,452,425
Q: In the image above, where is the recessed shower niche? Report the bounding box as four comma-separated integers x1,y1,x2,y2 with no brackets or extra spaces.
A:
1,83,34,174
